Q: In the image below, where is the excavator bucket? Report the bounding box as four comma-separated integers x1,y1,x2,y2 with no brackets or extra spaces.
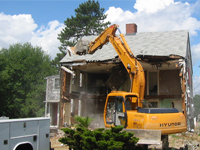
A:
74,39,91,55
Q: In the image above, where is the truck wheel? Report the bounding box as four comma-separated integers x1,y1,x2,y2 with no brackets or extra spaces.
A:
15,143,33,150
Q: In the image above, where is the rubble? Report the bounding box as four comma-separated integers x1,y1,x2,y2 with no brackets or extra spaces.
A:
168,123,200,150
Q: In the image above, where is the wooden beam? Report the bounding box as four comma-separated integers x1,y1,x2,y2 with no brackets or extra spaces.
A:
144,95,181,99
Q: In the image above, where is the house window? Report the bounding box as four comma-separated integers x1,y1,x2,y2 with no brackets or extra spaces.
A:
54,78,60,89
71,99,73,113
80,73,83,87
148,72,158,95
72,71,75,84
78,100,81,116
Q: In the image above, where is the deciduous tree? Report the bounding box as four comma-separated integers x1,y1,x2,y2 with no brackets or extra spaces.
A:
0,43,57,118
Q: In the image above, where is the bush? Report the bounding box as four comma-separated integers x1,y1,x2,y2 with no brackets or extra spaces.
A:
74,115,93,128
59,125,139,150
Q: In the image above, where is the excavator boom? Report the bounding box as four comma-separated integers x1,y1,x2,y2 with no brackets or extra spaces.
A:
75,24,145,104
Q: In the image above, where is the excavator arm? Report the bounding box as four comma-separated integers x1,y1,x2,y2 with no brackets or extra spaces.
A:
75,24,145,104
87,24,118,54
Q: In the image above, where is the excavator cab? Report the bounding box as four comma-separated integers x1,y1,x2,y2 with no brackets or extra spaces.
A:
104,96,125,127
104,92,139,128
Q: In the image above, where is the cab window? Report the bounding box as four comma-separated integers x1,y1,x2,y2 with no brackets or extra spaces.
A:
116,97,123,112
105,96,115,124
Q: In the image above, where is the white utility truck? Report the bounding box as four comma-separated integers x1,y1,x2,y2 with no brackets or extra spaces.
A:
0,117,51,150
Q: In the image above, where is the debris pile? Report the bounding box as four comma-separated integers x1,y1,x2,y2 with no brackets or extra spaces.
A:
169,129,200,149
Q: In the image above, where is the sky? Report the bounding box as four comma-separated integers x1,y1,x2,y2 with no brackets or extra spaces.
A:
1,0,200,94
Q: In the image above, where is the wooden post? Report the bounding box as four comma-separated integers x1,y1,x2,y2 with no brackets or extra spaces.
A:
181,74,187,120
59,69,66,128
59,68,72,128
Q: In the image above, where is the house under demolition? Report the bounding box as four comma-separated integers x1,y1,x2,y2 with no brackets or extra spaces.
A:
59,24,194,130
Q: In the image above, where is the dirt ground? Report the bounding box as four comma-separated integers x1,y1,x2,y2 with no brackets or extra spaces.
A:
50,123,200,150
50,129,69,150
169,122,200,150
168,129,200,150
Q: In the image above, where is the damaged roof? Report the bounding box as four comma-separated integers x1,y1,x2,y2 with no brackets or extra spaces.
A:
60,30,189,63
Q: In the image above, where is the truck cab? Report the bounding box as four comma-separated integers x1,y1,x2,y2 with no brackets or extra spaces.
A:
0,117,50,150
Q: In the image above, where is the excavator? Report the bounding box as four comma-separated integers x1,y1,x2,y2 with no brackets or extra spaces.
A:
74,24,187,149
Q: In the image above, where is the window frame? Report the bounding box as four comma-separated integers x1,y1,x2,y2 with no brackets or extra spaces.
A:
54,78,60,90
147,71,159,95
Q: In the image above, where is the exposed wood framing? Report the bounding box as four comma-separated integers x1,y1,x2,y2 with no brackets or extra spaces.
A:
144,95,181,99
138,55,183,63
59,69,66,128
59,69,71,128
180,66,187,120
61,66,74,74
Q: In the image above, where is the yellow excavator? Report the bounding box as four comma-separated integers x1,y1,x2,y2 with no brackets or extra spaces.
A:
74,24,186,149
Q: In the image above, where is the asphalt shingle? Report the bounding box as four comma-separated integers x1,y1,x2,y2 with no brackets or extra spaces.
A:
60,30,189,63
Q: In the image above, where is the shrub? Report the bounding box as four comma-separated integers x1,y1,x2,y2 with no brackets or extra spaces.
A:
74,115,93,128
59,125,139,150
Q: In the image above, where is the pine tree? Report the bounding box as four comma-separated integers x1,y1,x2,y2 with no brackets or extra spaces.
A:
57,0,111,54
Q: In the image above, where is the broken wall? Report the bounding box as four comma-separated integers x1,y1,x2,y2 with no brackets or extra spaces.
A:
185,42,195,131
59,69,71,128
143,68,183,112
59,59,194,130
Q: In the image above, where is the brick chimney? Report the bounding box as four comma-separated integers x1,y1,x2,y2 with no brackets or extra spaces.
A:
126,23,137,35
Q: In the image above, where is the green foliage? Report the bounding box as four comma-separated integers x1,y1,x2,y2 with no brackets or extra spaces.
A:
194,94,200,118
0,43,57,118
52,0,110,70
171,134,179,139
50,52,65,73
59,126,139,150
57,0,110,54
74,115,94,128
